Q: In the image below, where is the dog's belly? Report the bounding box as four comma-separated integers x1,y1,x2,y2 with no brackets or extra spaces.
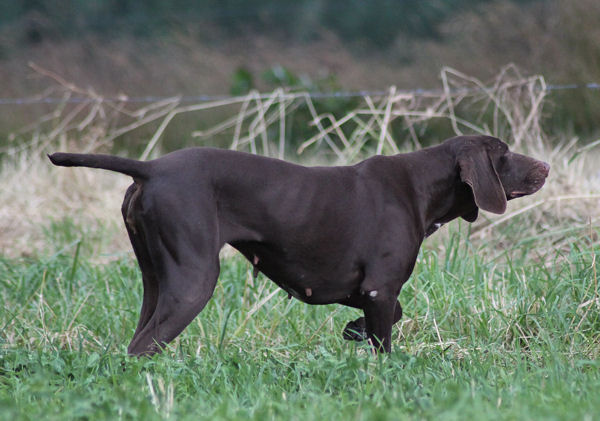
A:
229,240,364,305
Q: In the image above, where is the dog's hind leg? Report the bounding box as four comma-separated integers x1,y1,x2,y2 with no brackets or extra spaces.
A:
122,184,159,340
126,254,220,356
125,189,222,356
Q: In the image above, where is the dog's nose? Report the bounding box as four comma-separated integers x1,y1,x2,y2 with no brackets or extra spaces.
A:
541,161,550,177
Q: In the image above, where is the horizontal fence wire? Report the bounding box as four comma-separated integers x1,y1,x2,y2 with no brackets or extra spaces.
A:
0,83,599,106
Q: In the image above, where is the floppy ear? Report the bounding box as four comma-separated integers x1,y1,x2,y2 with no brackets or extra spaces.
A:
458,148,507,214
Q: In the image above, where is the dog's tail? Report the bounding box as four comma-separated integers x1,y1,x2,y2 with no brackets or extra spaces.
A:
48,152,150,180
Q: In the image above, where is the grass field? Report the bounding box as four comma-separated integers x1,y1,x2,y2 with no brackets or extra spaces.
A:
1,217,599,420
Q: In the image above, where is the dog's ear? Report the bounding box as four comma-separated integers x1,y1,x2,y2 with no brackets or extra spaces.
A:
458,146,507,214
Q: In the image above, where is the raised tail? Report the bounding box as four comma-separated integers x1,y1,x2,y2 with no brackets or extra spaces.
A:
48,152,150,180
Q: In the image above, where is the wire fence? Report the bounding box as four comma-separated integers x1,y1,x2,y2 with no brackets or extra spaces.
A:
2,64,559,165
1,83,599,106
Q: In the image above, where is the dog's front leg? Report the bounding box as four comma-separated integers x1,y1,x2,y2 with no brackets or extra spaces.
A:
362,289,398,353
342,299,402,342
357,229,420,353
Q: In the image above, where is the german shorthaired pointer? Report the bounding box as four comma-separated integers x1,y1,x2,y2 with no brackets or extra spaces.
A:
49,135,549,355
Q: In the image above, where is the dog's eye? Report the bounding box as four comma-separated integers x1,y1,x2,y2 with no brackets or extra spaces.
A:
497,155,508,168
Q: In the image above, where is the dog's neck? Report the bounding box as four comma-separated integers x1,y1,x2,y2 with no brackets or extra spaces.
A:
397,144,478,234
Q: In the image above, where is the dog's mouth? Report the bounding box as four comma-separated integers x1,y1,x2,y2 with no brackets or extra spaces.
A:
507,179,546,199
507,190,528,199
507,169,549,199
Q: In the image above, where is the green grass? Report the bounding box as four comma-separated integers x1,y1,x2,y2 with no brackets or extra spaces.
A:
1,222,599,420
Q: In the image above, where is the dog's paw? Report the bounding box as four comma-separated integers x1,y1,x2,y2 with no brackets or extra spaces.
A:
342,318,368,341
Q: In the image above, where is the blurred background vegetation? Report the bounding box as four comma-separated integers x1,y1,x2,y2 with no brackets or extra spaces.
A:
1,0,599,149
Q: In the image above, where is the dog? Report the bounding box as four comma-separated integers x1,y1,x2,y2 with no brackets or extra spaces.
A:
49,135,549,355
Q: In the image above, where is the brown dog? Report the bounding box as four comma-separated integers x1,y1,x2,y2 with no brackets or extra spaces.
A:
49,135,549,355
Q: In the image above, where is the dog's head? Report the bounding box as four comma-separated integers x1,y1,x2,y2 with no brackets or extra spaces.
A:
448,135,549,220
